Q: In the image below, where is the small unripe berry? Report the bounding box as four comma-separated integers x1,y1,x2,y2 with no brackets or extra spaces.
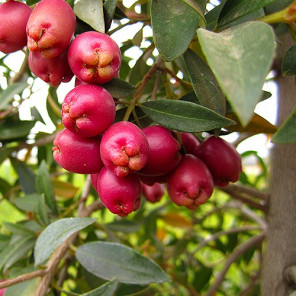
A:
196,136,242,187
142,182,165,203
139,125,181,177
100,121,149,177
62,84,116,137
0,1,32,54
52,129,103,174
68,31,121,84
26,0,76,59
97,167,141,217
167,154,214,210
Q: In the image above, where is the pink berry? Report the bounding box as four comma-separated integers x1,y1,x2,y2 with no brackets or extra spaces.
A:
0,0,32,54
196,136,242,187
26,0,76,59
29,49,73,87
181,132,200,156
52,129,103,174
0,287,5,296
139,125,181,177
100,121,149,177
142,182,165,203
68,31,121,84
167,154,214,210
62,84,116,137
97,167,141,217
91,172,100,192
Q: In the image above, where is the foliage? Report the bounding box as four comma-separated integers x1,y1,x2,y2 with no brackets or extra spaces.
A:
0,0,295,295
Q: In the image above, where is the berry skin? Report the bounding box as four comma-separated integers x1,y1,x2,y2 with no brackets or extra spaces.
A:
67,31,121,84
62,84,116,137
0,287,5,296
139,125,181,177
196,136,242,187
29,49,73,87
142,182,165,203
139,174,168,186
26,0,76,59
100,121,149,177
97,167,141,217
0,1,32,54
167,154,214,210
52,129,103,174
181,132,200,156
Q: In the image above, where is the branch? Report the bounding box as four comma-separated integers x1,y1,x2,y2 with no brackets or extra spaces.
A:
223,184,269,201
205,233,265,296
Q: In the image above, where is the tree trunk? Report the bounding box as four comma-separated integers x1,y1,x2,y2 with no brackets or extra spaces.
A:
261,33,296,296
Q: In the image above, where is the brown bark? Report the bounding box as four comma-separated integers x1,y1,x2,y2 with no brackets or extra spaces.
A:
261,32,296,296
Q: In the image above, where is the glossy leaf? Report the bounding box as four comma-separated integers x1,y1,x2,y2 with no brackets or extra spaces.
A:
82,279,119,296
74,0,105,33
76,241,170,284
140,99,235,132
282,43,296,75
36,160,57,214
272,106,296,143
34,217,96,266
151,0,200,61
103,77,136,98
197,21,275,126
183,49,226,115
0,79,28,110
218,0,278,27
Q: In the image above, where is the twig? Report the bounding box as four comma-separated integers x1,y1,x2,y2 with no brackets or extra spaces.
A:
224,184,269,201
205,233,265,296
232,133,253,147
0,269,47,289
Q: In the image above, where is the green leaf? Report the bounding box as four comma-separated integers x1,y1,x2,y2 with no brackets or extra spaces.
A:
197,21,275,126
272,106,296,143
0,79,28,110
0,119,35,140
34,217,96,266
81,279,119,296
181,0,206,27
104,0,118,30
3,222,36,236
105,220,140,233
37,194,49,226
282,43,296,75
74,0,105,33
14,194,42,212
218,0,278,28
151,0,200,61
183,49,226,115
140,99,235,132
103,77,136,98
76,241,170,284
193,266,212,291
10,158,36,194
36,160,58,214
4,278,39,296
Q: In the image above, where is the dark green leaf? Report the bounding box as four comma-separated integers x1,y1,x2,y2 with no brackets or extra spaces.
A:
115,283,147,296
10,158,36,194
37,194,49,226
197,21,275,126
81,279,119,296
151,0,200,61
205,0,226,30
104,0,118,30
0,79,28,110
140,99,235,132
218,0,277,28
272,105,296,143
14,194,42,212
0,119,35,140
36,160,58,214
282,43,296,75
3,222,36,236
34,217,96,266
105,220,140,233
183,49,226,115
76,241,170,284
103,77,136,98
193,266,212,291
74,0,105,33
181,0,206,26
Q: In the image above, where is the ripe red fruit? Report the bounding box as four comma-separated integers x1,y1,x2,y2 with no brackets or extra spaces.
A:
0,0,32,54
181,132,200,156
139,174,168,186
167,154,214,210
68,31,121,84
91,172,100,192
100,121,149,177
196,136,242,187
29,50,73,87
139,125,181,177
62,84,116,137
52,129,103,174
97,167,141,217
142,182,165,203
0,287,5,296
26,0,76,59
